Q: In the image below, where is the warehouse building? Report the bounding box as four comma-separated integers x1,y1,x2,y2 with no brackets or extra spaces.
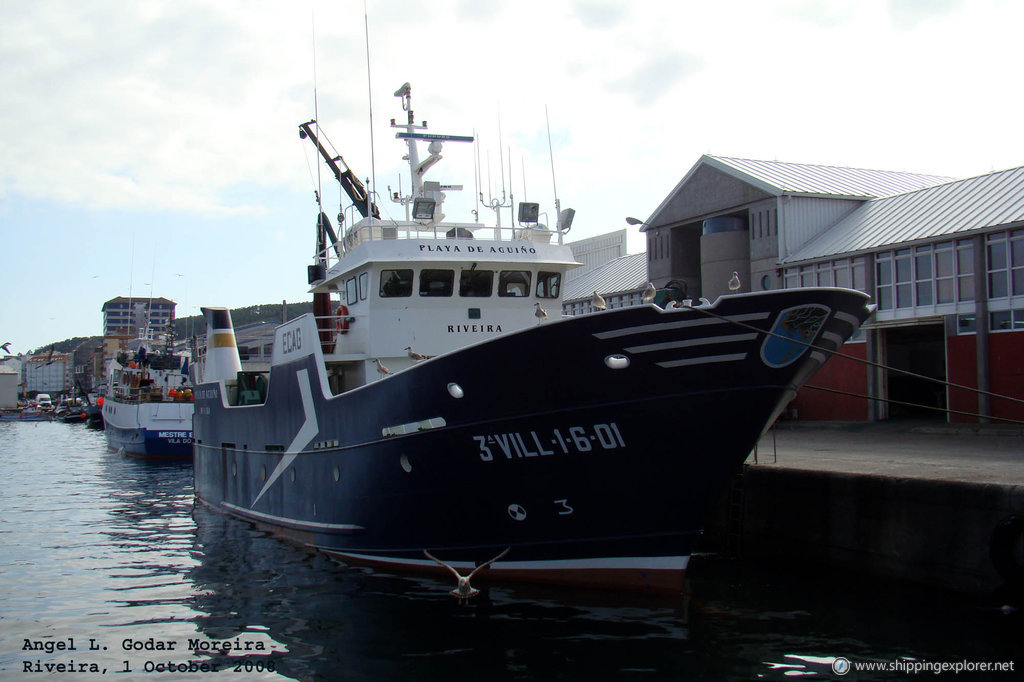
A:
640,156,1024,424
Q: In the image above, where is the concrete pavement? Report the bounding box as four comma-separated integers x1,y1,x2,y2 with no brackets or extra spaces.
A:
749,420,1024,485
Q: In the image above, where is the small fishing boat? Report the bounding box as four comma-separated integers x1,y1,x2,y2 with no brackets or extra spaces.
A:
192,84,872,592
102,336,193,459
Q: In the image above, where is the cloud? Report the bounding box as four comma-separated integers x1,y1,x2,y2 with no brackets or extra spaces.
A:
572,0,629,29
609,50,704,105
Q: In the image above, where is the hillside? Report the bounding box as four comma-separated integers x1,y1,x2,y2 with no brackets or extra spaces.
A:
25,301,314,355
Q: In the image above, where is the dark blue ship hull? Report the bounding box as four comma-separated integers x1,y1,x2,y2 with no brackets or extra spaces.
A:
194,289,872,592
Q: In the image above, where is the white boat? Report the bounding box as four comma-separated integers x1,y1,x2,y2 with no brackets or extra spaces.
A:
102,336,193,459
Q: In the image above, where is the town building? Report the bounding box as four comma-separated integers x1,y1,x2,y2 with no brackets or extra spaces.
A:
101,297,177,339
639,155,1024,424
24,351,72,395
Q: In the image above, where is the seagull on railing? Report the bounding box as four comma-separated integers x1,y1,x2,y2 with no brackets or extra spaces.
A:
534,302,547,324
404,346,434,361
423,547,511,601
641,282,657,303
591,291,606,311
728,271,742,292
373,358,392,376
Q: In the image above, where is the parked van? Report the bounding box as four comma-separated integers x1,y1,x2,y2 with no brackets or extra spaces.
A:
36,394,53,409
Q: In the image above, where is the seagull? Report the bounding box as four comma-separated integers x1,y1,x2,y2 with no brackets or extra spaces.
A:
404,346,434,361
1,342,11,355
373,358,392,376
698,297,712,306
591,291,606,311
728,271,741,292
534,302,547,323
423,547,511,601
641,282,657,303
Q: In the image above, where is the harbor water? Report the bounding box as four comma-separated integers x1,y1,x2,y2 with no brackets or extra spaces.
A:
0,421,1019,680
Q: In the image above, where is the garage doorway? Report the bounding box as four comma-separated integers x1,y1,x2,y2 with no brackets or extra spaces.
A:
884,324,947,420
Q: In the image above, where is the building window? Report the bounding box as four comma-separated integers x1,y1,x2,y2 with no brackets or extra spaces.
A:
876,252,893,309
990,310,1012,331
957,240,974,301
915,246,933,306
894,248,913,308
987,233,1009,299
1012,229,1024,296
935,242,954,303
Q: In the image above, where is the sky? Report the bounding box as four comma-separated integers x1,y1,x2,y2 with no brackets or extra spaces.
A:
3,0,1024,354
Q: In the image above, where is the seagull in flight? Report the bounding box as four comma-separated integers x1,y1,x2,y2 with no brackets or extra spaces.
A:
0,342,11,355
423,547,511,601
404,346,434,361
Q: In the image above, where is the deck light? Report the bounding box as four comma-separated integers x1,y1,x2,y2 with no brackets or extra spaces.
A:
447,382,465,399
518,202,540,223
413,197,436,220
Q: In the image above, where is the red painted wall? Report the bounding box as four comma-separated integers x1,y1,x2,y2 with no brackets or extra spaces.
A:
789,343,869,421
950,331,1024,423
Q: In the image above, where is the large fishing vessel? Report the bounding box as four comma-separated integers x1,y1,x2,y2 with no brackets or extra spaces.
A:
192,84,873,592
102,336,193,459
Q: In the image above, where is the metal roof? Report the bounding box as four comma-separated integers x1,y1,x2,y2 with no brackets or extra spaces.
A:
784,165,1024,263
564,252,648,302
705,156,955,199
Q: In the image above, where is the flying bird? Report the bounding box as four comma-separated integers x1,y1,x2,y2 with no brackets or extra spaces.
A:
534,302,547,323
641,282,657,303
373,358,392,376
1,342,11,355
404,346,434,361
728,271,741,292
423,547,511,601
591,291,606,311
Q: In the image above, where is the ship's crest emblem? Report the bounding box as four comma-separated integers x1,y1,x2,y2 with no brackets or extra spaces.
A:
760,305,830,368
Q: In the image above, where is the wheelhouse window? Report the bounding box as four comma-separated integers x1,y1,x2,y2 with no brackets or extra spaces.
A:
420,269,454,297
498,270,532,297
537,271,561,298
358,272,369,301
459,269,493,297
345,277,358,305
380,269,413,297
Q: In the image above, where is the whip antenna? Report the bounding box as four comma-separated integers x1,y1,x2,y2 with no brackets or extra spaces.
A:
364,0,376,218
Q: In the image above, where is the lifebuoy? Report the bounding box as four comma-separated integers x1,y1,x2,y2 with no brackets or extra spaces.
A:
990,515,1024,586
335,305,350,334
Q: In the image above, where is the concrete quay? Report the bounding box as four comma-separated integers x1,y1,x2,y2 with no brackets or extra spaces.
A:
701,421,1024,597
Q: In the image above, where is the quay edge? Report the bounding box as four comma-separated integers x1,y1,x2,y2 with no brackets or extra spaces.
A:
702,446,1024,598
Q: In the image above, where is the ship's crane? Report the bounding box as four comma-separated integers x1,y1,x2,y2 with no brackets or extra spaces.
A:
299,121,380,221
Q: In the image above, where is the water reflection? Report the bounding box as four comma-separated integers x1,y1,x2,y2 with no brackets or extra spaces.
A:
1,421,1019,681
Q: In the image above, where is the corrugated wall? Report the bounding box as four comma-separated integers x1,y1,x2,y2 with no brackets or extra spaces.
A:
781,197,864,259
